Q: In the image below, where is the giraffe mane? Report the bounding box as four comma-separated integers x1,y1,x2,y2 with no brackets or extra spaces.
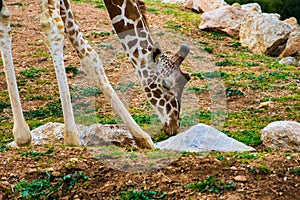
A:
136,0,149,27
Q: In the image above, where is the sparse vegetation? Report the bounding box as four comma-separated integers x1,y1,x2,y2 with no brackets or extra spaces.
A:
120,188,166,200
0,0,299,198
185,176,236,193
14,171,89,199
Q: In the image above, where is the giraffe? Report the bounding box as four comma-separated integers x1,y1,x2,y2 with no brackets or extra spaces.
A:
103,0,191,136
0,0,154,149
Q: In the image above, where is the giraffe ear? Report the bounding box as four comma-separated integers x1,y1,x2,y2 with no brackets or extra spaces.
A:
151,42,162,63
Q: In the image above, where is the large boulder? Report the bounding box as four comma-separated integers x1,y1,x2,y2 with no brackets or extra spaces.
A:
239,12,292,56
156,123,255,152
284,17,300,32
261,121,300,151
191,0,228,13
240,3,261,13
10,122,137,147
199,3,260,37
279,30,300,57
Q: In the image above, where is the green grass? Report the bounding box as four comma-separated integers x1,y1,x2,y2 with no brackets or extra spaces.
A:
185,176,236,193
14,171,89,199
20,67,43,79
292,168,300,175
119,188,166,200
18,148,54,161
0,144,9,152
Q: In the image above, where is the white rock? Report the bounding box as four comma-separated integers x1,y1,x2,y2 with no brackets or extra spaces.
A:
156,123,255,152
11,122,137,147
161,0,188,4
199,4,248,37
279,57,297,65
241,3,261,13
240,12,292,56
284,17,300,32
191,0,228,13
261,121,300,151
279,31,300,58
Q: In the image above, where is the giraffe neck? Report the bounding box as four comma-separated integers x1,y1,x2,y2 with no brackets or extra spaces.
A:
103,0,154,70
59,0,154,149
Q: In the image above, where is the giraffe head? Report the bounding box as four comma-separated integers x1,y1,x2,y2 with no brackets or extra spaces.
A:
141,43,190,136
104,0,190,135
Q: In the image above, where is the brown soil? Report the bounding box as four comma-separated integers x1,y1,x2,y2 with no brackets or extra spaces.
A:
0,0,300,199
0,146,300,199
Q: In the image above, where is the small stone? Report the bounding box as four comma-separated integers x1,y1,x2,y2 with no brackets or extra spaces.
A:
279,57,297,65
234,175,247,182
230,166,238,170
284,177,288,181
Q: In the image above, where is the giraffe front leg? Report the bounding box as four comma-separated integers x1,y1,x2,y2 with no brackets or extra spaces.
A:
0,2,31,146
41,0,80,145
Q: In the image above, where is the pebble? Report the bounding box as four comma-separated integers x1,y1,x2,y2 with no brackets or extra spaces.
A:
234,175,247,182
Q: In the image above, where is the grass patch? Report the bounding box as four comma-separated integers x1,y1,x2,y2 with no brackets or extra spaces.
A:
0,144,9,152
120,188,166,200
185,176,236,193
0,100,10,112
14,171,89,199
292,168,300,175
18,148,54,161
20,67,43,79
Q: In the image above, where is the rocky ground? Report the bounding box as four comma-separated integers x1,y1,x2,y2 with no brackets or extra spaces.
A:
0,0,299,199
0,146,300,199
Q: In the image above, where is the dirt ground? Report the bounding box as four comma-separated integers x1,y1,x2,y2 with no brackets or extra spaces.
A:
0,146,300,199
0,0,300,199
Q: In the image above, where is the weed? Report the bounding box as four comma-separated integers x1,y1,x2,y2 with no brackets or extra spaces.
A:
72,87,102,99
95,0,106,10
165,20,181,30
257,164,271,175
0,144,9,152
226,130,262,146
14,171,89,199
65,65,82,76
18,149,54,161
226,86,244,96
119,188,166,200
115,82,136,91
146,7,159,14
292,168,300,175
97,42,113,49
92,31,111,37
181,151,200,157
209,31,228,40
215,59,236,66
152,133,168,143
187,85,208,94
185,176,236,193
32,50,51,58
192,71,228,80
0,100,10,112
204,46,213,53
241,61,259,67
20,67,43,79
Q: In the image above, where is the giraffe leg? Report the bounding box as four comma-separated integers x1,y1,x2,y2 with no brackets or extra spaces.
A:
60,0,154,149
0,2,31,146
40,0,80,145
